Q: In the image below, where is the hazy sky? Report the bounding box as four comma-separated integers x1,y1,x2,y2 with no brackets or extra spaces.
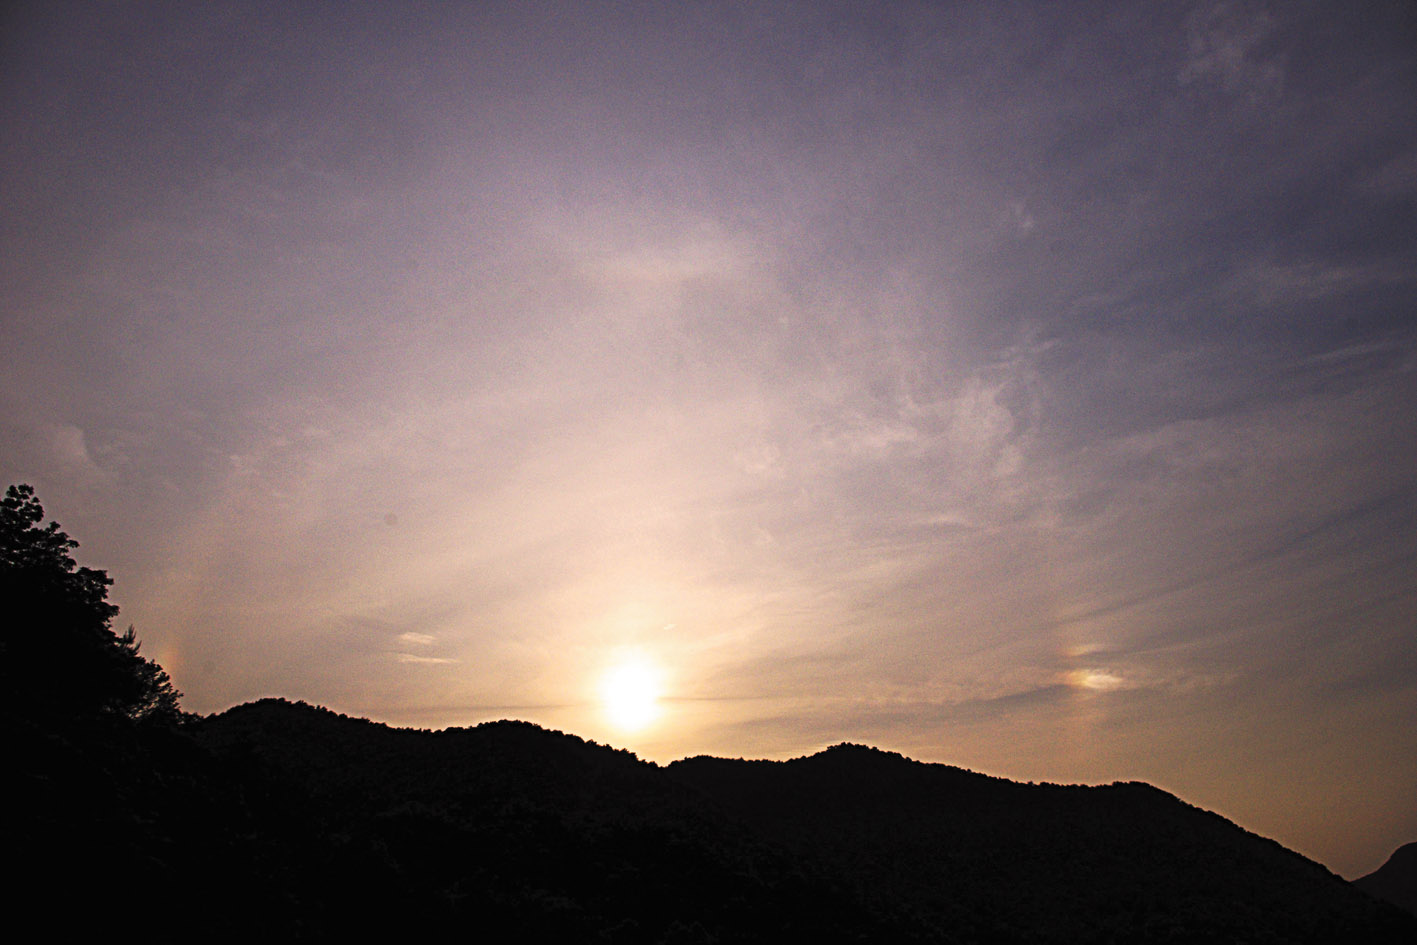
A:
3,0,1414,878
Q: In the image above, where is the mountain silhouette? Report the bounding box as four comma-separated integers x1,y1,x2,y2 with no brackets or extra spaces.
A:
155,698,1413,943
667,744,1413,942
1355,842,1417,917
8,484,1406,940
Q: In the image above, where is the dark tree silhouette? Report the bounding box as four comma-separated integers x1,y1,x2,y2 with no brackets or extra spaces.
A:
1,483,182,725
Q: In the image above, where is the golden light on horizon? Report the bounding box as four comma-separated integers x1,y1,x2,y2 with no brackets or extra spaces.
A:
598,654,664,734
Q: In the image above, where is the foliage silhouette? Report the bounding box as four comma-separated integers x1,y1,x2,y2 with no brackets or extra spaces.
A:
2,484,247,936
1,483,182,725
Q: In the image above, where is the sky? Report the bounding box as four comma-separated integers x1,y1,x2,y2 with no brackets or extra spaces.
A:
2,0,1414,879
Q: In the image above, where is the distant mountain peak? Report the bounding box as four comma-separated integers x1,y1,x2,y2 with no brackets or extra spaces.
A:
1356,841,1417,916
816,741,908,760
798,742,920,772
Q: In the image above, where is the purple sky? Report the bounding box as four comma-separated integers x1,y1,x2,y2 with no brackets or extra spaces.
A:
3,1,1415,878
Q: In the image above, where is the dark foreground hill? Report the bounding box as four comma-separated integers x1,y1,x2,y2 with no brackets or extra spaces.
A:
667,747,1412,942
1355,842,1417,916
141,699,1417,941
7,487,1406,940
13,697,1414,942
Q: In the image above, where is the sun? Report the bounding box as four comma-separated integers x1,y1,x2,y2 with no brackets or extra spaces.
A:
599,656,663,733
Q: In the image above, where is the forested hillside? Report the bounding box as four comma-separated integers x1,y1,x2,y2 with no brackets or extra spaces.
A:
6,483,1414,942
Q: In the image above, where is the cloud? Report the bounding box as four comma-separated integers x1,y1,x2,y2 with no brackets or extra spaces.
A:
1003,199,1036,236
47,424,114,486
1357,148,1417,198
1224,259,1417,308
1070,669,1127,692
394,654,458,665
1177,1,1284,103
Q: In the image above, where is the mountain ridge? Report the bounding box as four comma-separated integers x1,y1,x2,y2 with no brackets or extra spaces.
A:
1355,842,1417,916
176,697,1414,942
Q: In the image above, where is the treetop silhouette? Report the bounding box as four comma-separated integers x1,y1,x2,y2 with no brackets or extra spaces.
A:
1,483,182,725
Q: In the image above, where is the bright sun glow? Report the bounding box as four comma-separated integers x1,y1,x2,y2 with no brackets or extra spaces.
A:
599,656,663,733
